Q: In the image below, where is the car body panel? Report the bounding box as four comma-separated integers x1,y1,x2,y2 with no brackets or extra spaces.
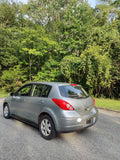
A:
10,95,25,117
3,82,98,133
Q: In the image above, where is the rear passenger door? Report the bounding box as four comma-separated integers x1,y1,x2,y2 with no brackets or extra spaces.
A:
24,84,51,124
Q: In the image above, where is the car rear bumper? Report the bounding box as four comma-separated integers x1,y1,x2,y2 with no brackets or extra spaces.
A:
56,107,98,132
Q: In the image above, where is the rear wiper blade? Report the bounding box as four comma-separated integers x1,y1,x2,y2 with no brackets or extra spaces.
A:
69,96,88,99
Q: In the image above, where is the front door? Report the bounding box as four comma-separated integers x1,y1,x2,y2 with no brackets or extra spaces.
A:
11,84,33,118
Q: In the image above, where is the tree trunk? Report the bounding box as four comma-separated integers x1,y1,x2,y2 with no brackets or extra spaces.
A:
29,55,32,81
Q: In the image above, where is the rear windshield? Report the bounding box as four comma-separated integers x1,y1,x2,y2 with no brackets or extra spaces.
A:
59,85,88,99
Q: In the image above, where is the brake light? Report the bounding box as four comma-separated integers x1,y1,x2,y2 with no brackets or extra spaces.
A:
52,99,74,111
70,84,77,86
92,98,95,107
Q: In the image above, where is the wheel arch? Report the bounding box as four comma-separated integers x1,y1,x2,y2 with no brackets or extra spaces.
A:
3,102,9,108
38,111,58,131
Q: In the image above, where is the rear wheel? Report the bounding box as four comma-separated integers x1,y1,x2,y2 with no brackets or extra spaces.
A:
39,114,56,140
3,104,10,119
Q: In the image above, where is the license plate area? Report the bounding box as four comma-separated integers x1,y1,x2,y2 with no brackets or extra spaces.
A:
86,118,92,124
86,117,96,124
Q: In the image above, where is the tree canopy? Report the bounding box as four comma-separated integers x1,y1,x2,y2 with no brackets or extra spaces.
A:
0,0,120,98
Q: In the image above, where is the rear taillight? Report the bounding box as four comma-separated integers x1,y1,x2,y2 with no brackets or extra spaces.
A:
92,98,95,107
52,99,74,111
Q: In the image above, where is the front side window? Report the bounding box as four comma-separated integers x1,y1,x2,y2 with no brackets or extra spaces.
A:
59,85,88,99
16,85,32,96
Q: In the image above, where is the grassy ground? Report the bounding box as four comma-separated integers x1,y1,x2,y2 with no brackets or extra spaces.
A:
0,90,9,98
94,98,120,111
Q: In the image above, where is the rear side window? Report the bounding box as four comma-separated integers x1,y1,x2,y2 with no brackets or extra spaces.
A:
42,85,51,97
33,84,44,97
32,84,51,97
59,85,88,99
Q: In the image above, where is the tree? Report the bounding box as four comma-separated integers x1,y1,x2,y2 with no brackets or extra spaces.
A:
1,65,26,92
0,0,120,98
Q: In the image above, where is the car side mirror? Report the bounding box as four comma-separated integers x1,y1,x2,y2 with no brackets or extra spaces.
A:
10,92,14,96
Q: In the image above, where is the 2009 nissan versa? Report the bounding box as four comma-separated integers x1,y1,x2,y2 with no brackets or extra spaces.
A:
3,82,98,140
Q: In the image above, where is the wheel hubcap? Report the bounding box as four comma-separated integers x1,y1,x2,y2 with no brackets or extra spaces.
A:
4,106,9,117
41,119,51,136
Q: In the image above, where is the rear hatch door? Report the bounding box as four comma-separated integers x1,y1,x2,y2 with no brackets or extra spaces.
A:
59,84,94,114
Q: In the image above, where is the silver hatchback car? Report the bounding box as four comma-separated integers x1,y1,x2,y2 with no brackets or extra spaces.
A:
3,82,98,140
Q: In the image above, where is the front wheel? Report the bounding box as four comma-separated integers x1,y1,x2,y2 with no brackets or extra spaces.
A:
39,115,56,140
3,104,10,119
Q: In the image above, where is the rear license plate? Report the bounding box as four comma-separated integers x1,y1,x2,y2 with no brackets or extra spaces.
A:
86,118,92,124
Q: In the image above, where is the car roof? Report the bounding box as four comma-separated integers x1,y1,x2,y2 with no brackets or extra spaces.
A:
25,82,71,86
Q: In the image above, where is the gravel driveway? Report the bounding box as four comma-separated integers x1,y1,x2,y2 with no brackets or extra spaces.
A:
0,98,120,160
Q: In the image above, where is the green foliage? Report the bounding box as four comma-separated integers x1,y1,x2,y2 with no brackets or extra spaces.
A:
60,55,82,83
80,45,112,96
1,65,26,92
0,0,120,98
0,89,9,98
33,57,61,82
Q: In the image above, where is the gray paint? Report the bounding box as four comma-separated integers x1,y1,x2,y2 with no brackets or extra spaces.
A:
3,82,98,132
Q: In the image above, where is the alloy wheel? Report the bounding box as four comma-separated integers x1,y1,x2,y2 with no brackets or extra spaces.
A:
41,119,52,136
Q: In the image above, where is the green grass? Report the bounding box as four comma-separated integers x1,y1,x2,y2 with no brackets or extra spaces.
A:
94,98,120,111
0,89,9,98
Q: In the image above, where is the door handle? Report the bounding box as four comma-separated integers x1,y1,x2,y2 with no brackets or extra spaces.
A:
13,96,21,100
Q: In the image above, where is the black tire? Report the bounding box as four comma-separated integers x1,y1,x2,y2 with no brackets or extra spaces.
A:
3,104,10,119
39,114,56,140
